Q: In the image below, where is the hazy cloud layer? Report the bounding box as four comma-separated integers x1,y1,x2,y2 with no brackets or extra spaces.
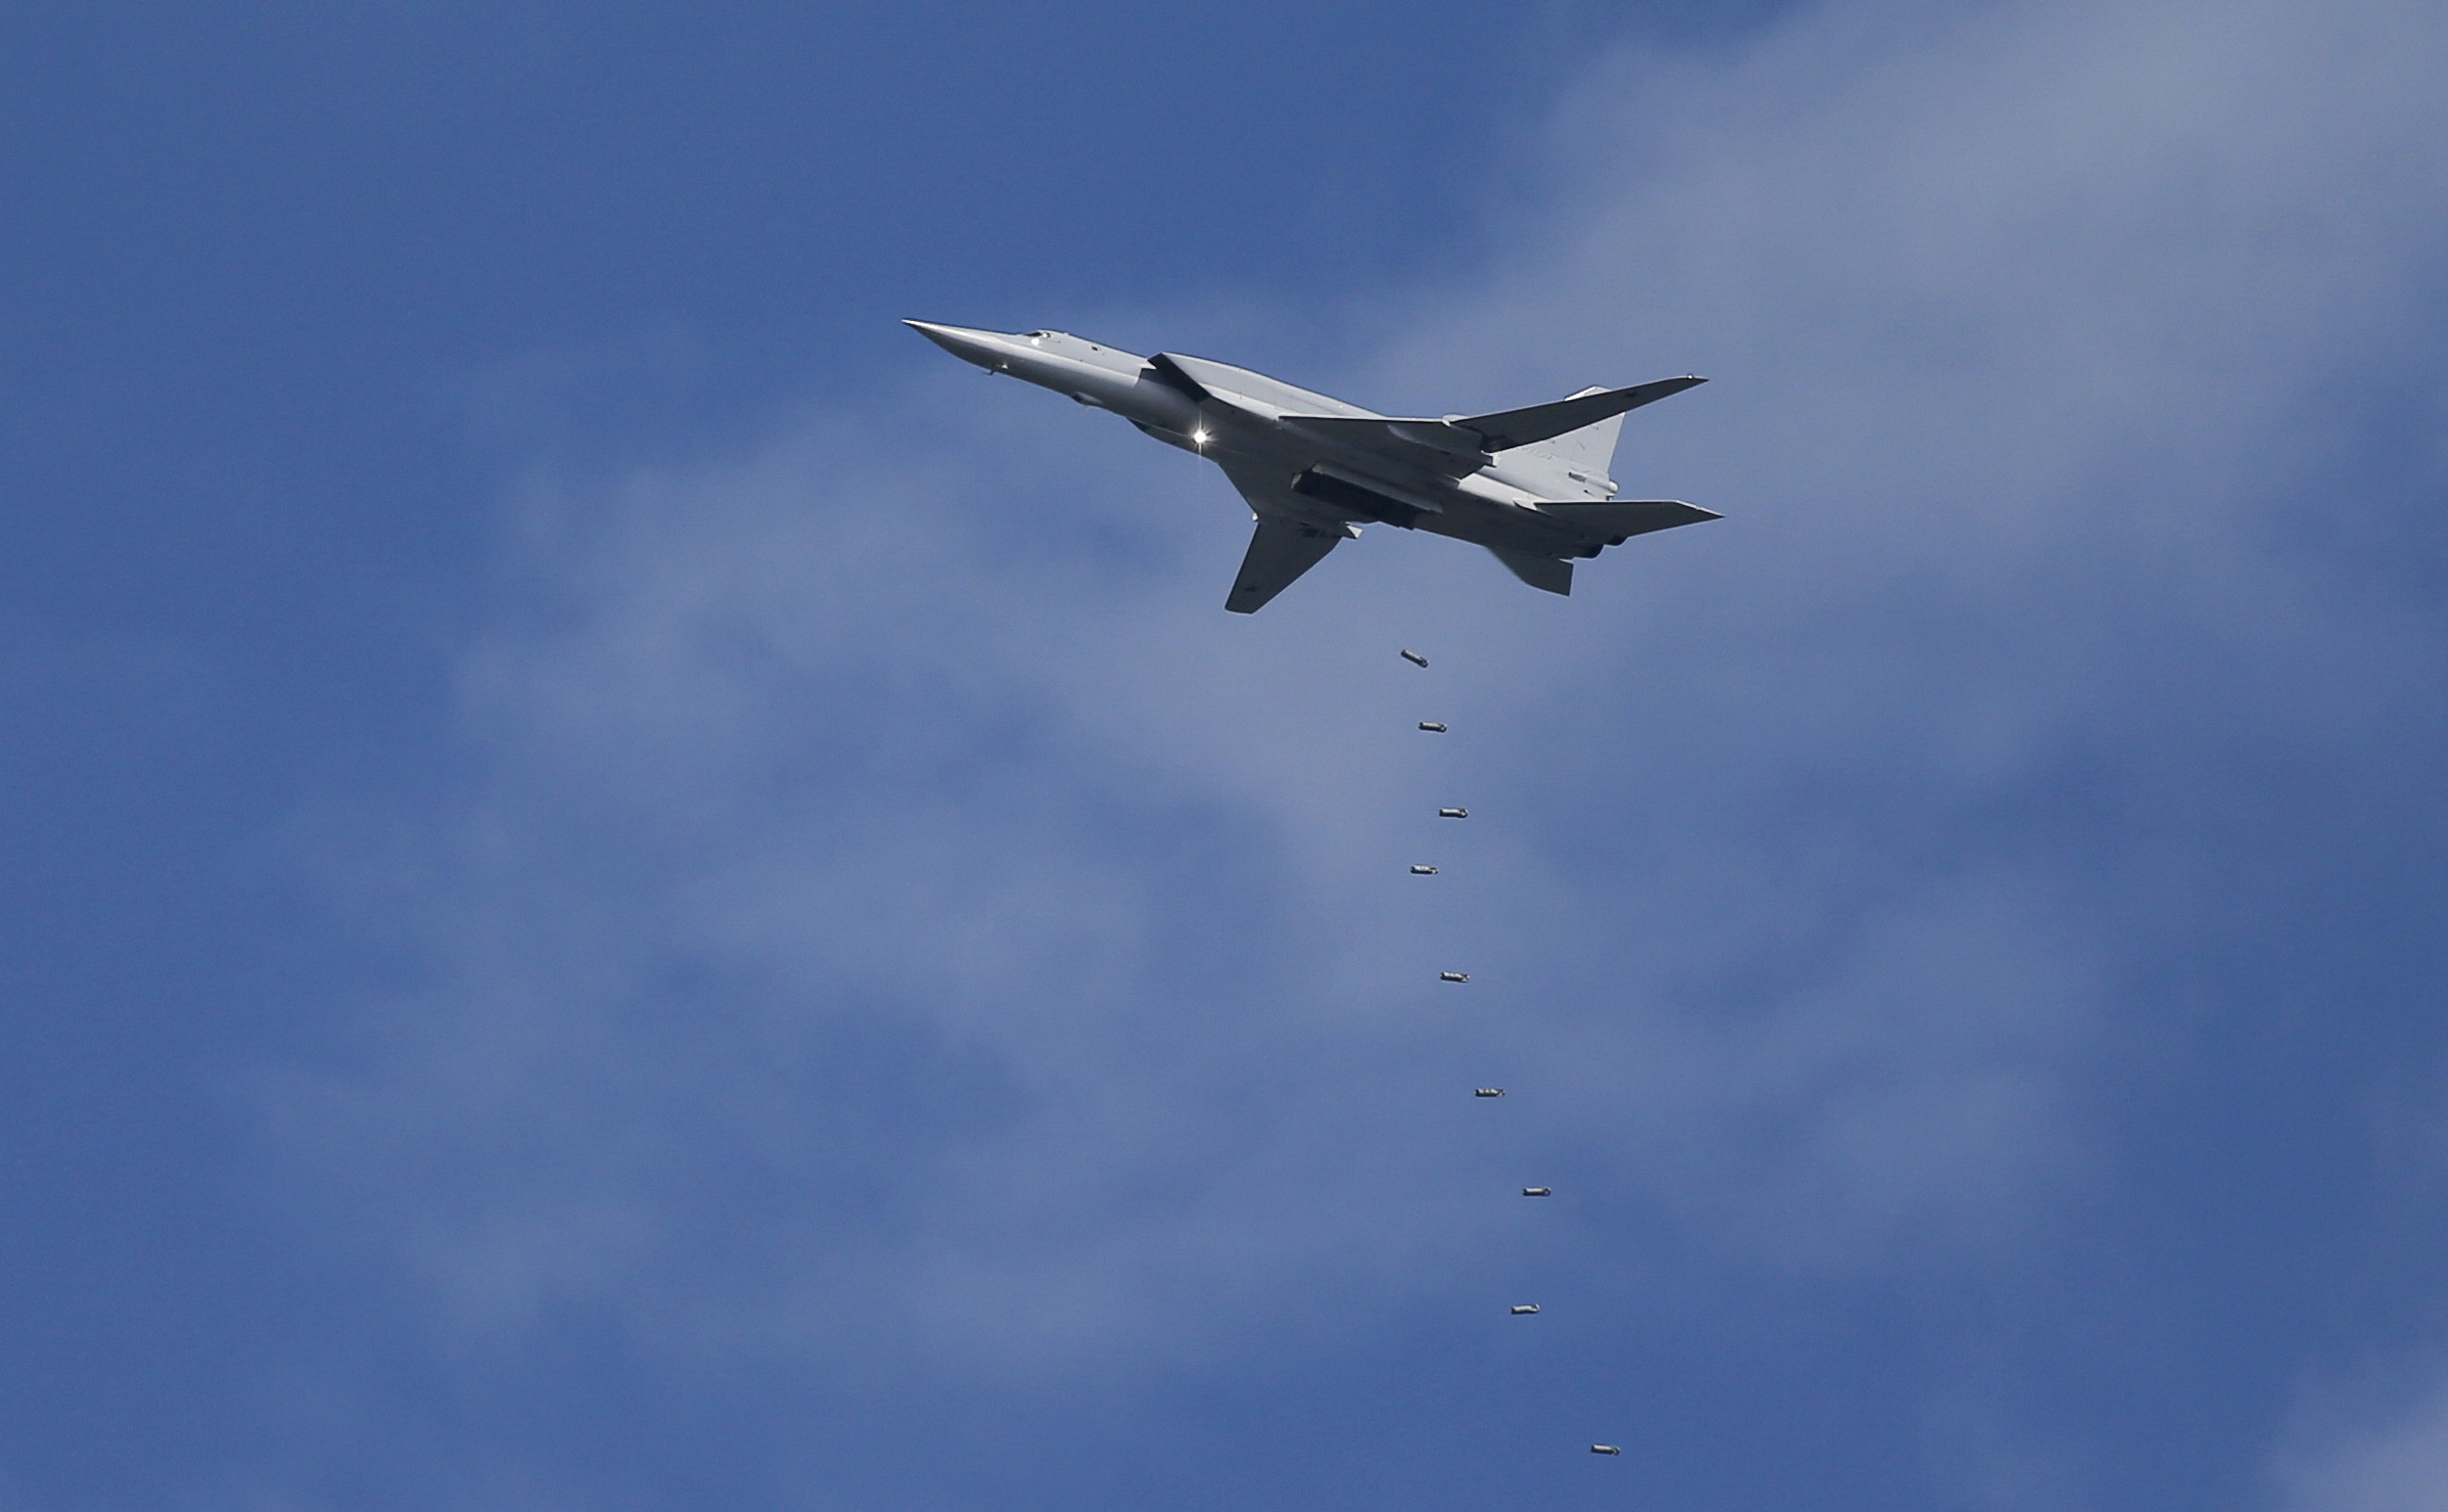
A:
276,0,2448,1504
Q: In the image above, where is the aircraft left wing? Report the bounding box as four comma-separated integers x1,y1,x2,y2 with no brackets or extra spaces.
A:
1215,459,1354,613
1226,519,1345,613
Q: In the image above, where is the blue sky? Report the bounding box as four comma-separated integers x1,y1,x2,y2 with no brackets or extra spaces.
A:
6,2,2448,1509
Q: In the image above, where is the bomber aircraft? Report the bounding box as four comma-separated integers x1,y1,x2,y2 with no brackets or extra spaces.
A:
905,321,1717,613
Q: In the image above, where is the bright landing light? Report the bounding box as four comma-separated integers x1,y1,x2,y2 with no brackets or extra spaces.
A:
1191,428,1210,445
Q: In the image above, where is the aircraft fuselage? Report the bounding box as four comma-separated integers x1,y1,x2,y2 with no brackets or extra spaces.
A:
905,324,1613,557
905,320,1714,610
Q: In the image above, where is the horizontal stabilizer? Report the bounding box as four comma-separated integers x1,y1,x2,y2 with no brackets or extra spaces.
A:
1458,376,1706,452
1485,547,1573,596
1227,519,1345,614
1533,499,1722,540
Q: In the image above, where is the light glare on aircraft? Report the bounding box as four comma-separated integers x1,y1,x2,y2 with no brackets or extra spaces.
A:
904,322,1717,613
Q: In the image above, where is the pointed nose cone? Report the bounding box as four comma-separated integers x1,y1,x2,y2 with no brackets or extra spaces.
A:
902,320,1010,370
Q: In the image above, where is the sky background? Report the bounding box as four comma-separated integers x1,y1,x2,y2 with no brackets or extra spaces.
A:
6,2,2448,1509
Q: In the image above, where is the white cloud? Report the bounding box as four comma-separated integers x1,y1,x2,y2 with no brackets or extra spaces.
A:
275,0,2448,1469
2284,1370,2448,1512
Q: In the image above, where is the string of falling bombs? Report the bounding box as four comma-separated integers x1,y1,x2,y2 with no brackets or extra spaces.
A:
1401,648,1622,1461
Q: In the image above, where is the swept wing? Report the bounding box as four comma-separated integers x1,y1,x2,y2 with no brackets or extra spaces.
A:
1215,459,1354,613
1459,376,1706,451
1282,376,1706,463
1226,520,1346,613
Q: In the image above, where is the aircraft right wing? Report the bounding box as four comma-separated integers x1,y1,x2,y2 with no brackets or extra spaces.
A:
1456,376,1706,451
1280,376,1708,463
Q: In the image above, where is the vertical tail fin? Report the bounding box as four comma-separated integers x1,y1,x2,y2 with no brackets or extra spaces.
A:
1514,386,1627,480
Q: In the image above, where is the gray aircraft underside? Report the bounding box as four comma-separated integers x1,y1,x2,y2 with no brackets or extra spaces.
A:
904,320,1718,614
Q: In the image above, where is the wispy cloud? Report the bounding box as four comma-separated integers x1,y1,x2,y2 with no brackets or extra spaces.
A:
2284,1365,2448,1512
271,0,2448,1498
